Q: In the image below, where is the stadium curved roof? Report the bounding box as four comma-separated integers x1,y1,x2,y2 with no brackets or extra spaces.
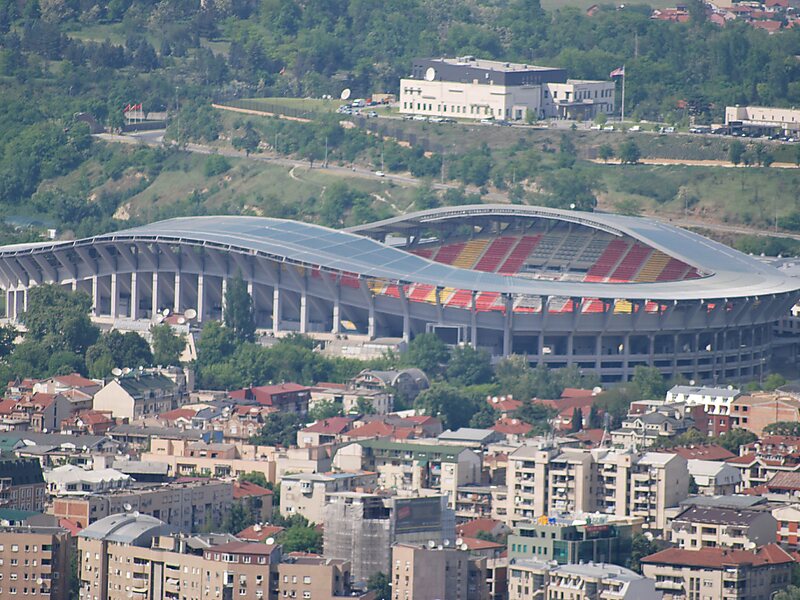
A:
0,208,797,300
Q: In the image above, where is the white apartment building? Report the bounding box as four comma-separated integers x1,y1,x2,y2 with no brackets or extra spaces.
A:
665,384,741,416
507,445,689,531
400,56,615,121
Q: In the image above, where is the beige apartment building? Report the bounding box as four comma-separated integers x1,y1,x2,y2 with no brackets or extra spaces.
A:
669,505,776,550
0,525,72,600
642,544,794,600
333,440,482,509
507,445,689,531
50,478,232,530
391,543,487,600
77,513,368,600
141,437,334,483
279,471,377,523
400,56,615,121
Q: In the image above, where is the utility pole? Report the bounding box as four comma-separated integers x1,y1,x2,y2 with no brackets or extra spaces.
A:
324,136,328,167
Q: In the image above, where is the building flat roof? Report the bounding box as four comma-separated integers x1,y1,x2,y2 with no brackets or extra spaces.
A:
426,56,561,73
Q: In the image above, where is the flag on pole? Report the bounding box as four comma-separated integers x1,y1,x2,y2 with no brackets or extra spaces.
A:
609,66,625,78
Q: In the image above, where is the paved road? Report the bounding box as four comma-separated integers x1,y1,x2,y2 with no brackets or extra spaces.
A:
96,131,793,238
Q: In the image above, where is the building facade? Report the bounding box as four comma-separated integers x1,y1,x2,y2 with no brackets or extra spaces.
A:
391,543,487,600
0,525,72,600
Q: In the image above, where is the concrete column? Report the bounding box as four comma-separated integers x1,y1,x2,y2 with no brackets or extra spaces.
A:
470,292,478,348
173,272,181,313
6,289,13,320
567,334,574,362
130,272,139,320
221,277,228,315
151,272,159,318
70,280,77,292
332,293,341,334
110,273,118,318
368,295,376,339
246,279,254,297
196,274,204,322
400,285,410,343
502,295,513,357
299,288,308,334
91,275,99,316
22,288,27,313
272,287,281,335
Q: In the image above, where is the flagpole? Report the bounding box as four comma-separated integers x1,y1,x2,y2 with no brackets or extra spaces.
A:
621,66,625,123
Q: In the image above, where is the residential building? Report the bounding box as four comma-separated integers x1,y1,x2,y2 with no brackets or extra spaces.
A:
726,435,800,489
686,459,741,495
296,416,355,447
228,383,310,414
730,392,800,435
93,372,184,420
439,428,504,448
611,410,693,449
350,368,429,402
641,544,794,600
323,492,455,583
233,480,274,523
665,385,741,416
669,505,777,549
44,464,131,496
49,478,232,531
333,440,482,508
0,456,46,511
0,524,72,600
508,514,639,566
454,484,507,522
507,446,689,531
391,543,488,600
276,556,360,600
280,471,378,524
310,382,392,415
400,56,615,122
507,558,661,600
773,504,800,549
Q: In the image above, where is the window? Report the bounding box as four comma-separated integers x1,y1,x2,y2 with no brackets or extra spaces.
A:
303,576,311,584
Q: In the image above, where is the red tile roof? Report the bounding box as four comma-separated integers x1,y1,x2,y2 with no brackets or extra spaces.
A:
54,374,99,388
765,471,800,491
0,398,16,415
642,544,794,568
233,481,274,499
667,445,736,461
76,410,113,426
229,383,310,406
492,417,533,436
58,517,83,536
343,421,397,439
236,524,284,542
727,453,757,465
460,537,504,551
159,408,197,421
457,518,504,538
569,429,606,447
301,416,354,435
487,397,523,412
561,388,596,399
753,19,782,32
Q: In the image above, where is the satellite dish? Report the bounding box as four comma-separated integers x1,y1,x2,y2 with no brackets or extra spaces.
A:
37,578,43,585
111,368,123,377
461,543,468,551
185,308,197,320
122,367,131,375
177,316,186,324
265,537,275,545
443,539,450,547
427,540,436,549
340,88,351,101
123,503,132,511
162,308,171,317
455,538,463,546
425,67,436,82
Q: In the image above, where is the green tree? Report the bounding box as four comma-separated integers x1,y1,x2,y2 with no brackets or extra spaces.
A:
21,285,99,354
469,402,498,429
763,372,786,391
716,428,757,453
354,396,376,415
414,382,480,430
631,366,668,399
0,324,17,359
763,422,800,436
570,407,583,433
204,154,231,177
222,502,254,534
308,399,342,421
367,572,391,600
729,140,745,166
598,144,614,163
402,332,449,376
618,140,641,165
224,274,256,343
629,533,659,573
251,412,304,447
588,404,602,429
514,401,557,435
281,525,322,553
774,585,800,600
232,124,260,156
239,471,269,487
445,345,493,386
196,321,238,368
149,324,185,366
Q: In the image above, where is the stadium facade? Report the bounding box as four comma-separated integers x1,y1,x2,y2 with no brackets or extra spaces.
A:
0,205,797,383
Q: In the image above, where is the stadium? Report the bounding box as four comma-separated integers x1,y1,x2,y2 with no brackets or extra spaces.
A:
0,204,797,383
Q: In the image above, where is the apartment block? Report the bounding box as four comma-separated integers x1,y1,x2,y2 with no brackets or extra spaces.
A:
669,506,776,550
507,445,689,531
280,471,377,524
50,478,232,531
391,543,488,600
0,456,46,511
333,440,482,509
507,558,661,600
323,492,455,583
642,544,794,600
0,525,72,600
